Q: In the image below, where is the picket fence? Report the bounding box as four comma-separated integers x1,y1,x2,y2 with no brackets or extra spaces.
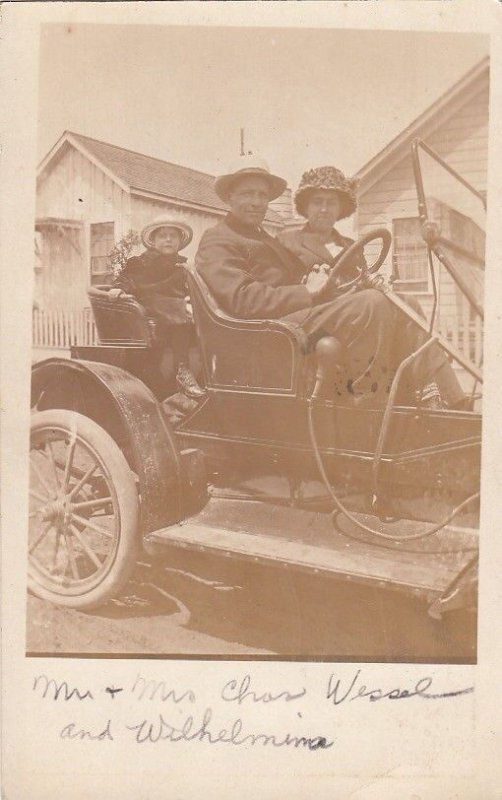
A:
32,304,482,372
442,317,483,366
32,307,97,349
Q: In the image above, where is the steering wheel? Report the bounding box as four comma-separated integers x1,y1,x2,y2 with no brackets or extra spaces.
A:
327,228,392,294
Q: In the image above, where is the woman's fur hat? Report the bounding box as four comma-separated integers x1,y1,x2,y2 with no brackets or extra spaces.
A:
294,166,359,219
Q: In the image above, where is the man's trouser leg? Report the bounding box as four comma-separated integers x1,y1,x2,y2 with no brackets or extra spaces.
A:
390,297,466,407
302,289,395,401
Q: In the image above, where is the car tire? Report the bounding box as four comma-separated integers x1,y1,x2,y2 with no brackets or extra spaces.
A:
28,409,139,610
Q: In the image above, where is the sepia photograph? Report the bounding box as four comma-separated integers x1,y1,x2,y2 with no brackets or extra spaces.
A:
26,20,489,663
3,4,502,798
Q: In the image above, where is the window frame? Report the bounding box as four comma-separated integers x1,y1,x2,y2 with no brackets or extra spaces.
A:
391,216,431,295
89,221,115,285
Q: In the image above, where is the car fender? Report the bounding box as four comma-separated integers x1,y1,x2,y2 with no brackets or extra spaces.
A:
31,357,183,533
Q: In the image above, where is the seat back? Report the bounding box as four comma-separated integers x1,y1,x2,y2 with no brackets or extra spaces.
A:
88,285,154,347
185,266,308,394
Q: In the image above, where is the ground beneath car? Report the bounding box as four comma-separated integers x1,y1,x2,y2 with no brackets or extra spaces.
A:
26,547,476,662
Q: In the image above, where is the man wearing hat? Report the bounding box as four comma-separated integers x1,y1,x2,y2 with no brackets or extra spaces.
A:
195,156,396,402
112,214,205,399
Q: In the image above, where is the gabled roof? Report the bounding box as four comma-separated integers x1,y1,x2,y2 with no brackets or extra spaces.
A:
355,56,489,194
38,131,282,223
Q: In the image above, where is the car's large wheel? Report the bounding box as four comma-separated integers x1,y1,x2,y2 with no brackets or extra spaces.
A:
28,409,139,610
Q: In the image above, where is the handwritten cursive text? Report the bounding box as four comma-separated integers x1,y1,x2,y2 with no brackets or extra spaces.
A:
221,674,306,705
326,670,474,705
33,674,94,702
127,708,333,751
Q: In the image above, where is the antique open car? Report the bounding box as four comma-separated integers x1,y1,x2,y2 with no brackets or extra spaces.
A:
28,140,484,620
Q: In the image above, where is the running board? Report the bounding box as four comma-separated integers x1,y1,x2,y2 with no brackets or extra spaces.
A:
143,501,477,598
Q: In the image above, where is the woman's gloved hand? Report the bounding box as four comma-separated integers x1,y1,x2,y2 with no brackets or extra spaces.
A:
303,264,331,302
185,296,194,320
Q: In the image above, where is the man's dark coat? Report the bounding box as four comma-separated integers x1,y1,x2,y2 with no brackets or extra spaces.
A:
195,214,312,321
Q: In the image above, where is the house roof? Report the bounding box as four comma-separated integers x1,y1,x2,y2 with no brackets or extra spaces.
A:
38,131,283,224
355,56,489,194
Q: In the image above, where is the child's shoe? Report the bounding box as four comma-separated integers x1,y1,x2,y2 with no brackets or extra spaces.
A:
176,363,206,400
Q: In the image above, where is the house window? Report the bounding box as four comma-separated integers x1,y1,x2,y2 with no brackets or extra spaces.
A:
392,217,429,293
90,222,115,285
444,207,485,262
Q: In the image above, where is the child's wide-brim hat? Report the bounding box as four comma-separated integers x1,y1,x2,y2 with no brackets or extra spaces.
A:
141,215,193,250
215,155,287,202
294,166,359,220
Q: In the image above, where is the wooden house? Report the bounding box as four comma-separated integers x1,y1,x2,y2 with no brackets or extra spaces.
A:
34,132,286,353
354,57,489,378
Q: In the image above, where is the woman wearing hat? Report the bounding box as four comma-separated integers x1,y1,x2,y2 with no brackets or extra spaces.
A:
277,166,467,409
112,214,205,400
277,166,361,277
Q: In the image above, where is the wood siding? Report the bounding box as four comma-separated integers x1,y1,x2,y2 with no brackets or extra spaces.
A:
357,83,488,247
356,82,488,374
37,142,132,233
36,143,132,308
34,222,87,312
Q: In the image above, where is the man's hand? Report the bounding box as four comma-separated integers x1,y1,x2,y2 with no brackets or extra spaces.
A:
303,264,330,299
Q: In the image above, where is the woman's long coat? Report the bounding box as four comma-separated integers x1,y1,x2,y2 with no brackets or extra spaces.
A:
276,226,355,268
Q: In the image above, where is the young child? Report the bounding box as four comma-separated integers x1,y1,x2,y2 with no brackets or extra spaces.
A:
111,215,205,400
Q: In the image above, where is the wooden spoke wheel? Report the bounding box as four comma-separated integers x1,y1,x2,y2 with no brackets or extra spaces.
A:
28,410,139,609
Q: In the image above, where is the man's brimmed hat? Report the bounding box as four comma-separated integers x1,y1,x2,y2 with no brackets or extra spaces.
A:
141,215,193,250
215,155,287,202
295,166,359,220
